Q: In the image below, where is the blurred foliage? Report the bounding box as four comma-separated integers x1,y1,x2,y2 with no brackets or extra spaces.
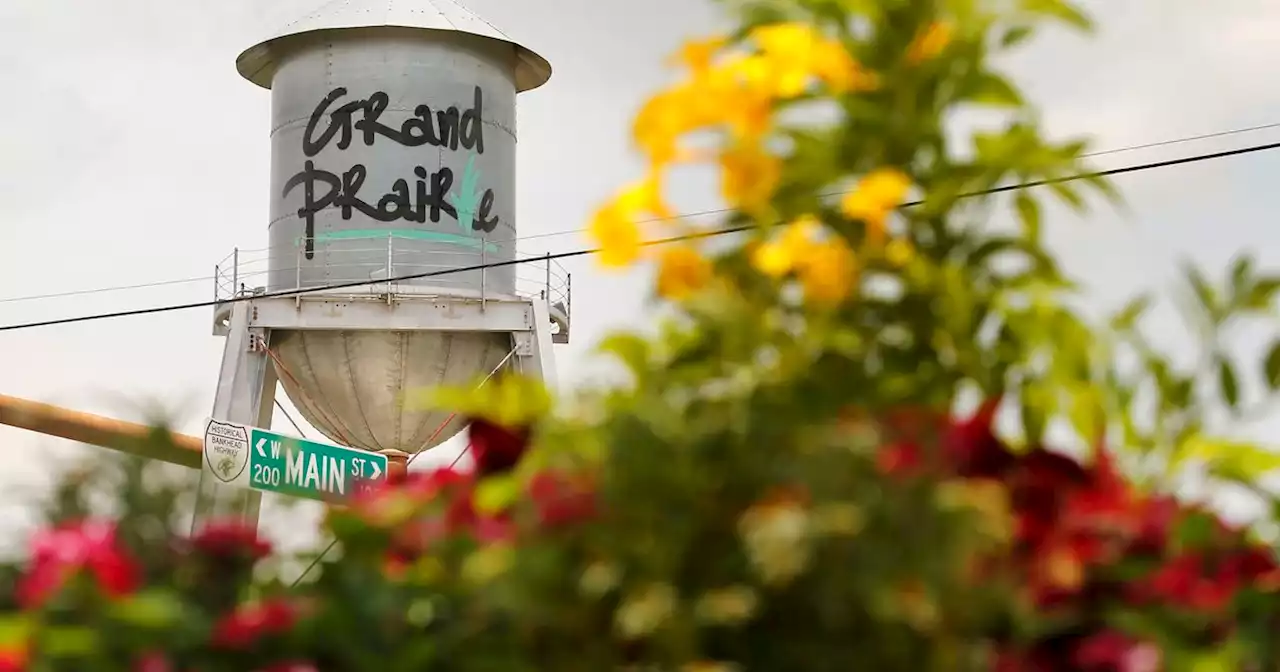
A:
5,0,1280,670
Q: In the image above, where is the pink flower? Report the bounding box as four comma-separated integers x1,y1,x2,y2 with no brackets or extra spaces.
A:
190,520,272,562
528,470,597,528
1073,630,1161,672
16,519,139,609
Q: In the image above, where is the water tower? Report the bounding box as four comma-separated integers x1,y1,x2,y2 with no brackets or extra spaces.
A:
193,0,570,526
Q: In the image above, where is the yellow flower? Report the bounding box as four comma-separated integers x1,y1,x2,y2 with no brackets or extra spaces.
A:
750,215,821,278
839,168,912,241
936,478,1013,543
461,544,514,585
719,142,781,214
810,38,877,93
810,501,866,537
589,176,668,268
579,561,622,598
670,35,727,73
614,583,678,639
632,88,698,166
694,585,760,625
738,498,811,586
750,22,822,98
798,237,856,306
589,204,643,268
907,22,955,64
616,173,670,217
657,244,713,300
884,237,914,267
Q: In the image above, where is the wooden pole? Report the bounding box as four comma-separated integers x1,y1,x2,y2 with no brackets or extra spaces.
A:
0,394,202,469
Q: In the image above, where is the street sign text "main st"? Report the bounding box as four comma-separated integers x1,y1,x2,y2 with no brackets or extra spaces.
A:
201,418,388,503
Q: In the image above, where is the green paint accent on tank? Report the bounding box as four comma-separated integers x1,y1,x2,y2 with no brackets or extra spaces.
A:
306,229,500,253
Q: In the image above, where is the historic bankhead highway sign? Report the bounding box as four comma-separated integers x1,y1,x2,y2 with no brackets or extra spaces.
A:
202,418,387,503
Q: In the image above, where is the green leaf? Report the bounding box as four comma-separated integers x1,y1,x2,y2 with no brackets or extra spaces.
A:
597,332,652,375
0,616,31,647
1230,255,1253,300
1245,276,1280,309
1266,340,1280,390
1185,435,1280,481
1020,0,1093,30
1182,261,1218,322
473,473,522,514
1047,181,1086,212
967,72,1023,108
1218,357,1240,409
110,590,186,629
42,626,100,658
1019,382,1048,444
999,25,1034,48
1109,295,1150,332
1013,192,1041,240
1174,510,1218,550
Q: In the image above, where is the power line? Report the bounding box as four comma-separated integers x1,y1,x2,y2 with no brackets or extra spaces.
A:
1081,121,1280,158
5,121,1280,308
4,138,1280,334
0,275,216,304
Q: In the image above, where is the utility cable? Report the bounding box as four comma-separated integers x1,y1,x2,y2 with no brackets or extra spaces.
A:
5,138,1280,334
273,399,308,439
4,121,1280,307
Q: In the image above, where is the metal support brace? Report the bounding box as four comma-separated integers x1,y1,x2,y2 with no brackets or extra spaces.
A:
191,300,277,533
516,299,559,389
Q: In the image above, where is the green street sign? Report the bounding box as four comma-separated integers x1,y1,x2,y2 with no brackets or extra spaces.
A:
202,418,388,503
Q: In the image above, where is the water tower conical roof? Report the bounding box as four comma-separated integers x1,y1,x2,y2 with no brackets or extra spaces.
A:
236,0,551,92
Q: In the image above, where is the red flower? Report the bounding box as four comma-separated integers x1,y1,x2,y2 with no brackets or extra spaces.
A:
1224,546,1280,586
16,520,139,609
0,646,25,672
190,520,272,562
134,652,172,672
350,467,474,528
212,598,298,649
1072,630,1161,672
943,398,1016,478
468,418,532,476
528,470,597,528
1131,552,1238,613
256,663,318,672
1129,496,1180,555
876,441,923,476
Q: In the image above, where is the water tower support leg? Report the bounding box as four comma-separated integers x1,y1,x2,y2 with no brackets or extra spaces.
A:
514,300,559,389
190,300,278,533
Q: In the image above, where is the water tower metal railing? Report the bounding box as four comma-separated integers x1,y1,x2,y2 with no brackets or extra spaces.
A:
211,238,571,342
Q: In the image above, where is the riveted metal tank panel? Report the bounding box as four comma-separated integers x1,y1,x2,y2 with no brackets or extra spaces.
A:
272,329,512,453
266,29,517,294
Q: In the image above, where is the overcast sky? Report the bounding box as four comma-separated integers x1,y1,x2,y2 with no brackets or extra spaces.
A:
2,0,1280,550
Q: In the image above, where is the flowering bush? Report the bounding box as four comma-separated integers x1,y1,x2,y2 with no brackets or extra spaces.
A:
7,0,1280,669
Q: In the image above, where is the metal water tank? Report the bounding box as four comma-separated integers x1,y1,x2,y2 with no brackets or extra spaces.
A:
235,0,551,455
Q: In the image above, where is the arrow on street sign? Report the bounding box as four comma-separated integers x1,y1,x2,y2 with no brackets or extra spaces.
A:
201,418,389,503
